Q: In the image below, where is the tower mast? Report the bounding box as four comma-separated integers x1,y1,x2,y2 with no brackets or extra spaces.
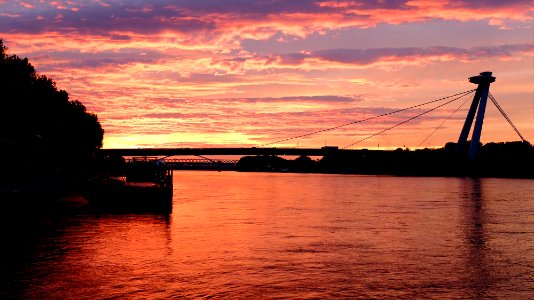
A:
456,71,496,160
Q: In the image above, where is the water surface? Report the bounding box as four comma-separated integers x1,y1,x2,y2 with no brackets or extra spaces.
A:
1,172,533,299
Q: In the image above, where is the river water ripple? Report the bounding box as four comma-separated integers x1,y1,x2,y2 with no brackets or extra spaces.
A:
1,172,533,299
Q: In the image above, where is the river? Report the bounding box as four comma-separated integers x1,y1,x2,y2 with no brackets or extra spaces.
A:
1,171,533,299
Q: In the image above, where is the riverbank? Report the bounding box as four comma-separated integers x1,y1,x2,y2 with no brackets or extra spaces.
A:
236,141,534,179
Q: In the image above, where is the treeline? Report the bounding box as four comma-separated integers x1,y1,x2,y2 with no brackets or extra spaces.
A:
0,40,103,184
236,141,534,178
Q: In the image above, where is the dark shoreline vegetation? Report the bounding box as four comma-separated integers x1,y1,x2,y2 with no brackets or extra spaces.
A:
0,39,103,204
236,141,534,178
1,39,533,207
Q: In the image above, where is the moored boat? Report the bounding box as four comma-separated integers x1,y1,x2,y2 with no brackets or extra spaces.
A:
88,158,173,212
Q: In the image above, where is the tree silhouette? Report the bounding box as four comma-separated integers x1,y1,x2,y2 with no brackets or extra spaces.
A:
0,40,104,180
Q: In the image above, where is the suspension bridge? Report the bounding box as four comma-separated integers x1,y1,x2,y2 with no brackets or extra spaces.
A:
100,71,527,168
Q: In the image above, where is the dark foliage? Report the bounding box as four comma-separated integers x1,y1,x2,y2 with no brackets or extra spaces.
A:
236,141,534,178
236,155,289,172
0,40,104,181
293,155,316,172
236,155,320,172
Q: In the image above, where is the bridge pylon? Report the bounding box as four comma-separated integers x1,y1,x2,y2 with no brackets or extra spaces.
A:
456,71,496,160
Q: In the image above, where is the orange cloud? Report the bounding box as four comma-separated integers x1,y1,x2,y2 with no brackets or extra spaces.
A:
1,0,532,148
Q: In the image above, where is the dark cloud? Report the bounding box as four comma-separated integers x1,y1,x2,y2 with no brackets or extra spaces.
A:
0,0,530,37
109,34,132,41
456,0,534,8
26,48,166,70
268,44,534,65
171,0,323,14
0,2,216,35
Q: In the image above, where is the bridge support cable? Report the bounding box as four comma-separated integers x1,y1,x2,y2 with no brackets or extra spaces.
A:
417,95,472,148
342,90,475,149
488,92,526,142
259,89,476,147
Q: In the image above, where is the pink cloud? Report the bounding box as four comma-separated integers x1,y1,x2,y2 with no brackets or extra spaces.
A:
217,44,534,69
1,1,532,148
1,1,532,45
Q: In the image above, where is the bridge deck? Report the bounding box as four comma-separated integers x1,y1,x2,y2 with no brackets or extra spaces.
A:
99,147,358,157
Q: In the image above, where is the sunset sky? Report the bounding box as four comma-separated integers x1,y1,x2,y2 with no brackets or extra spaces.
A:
1,0,532,149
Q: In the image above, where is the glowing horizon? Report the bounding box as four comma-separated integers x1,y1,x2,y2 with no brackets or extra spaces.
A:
1,0,532,149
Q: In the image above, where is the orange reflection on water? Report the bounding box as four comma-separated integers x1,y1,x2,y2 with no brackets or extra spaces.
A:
3,172,533,298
